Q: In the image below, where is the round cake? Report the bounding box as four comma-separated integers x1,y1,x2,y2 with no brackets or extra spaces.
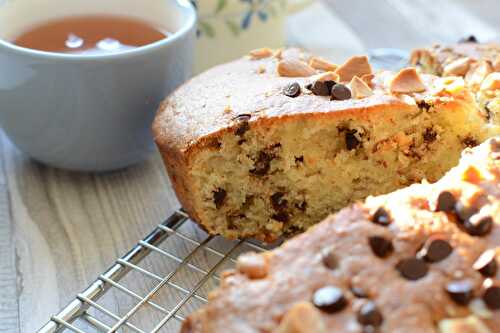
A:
153,48,493,241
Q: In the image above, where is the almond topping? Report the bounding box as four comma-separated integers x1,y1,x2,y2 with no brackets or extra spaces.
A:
276,302,326,333
465,60,494,88
312,71,339,83
350,76,373,99
390,68,427,93
249,47,274,60
443,57,474,76
438,316,491,333
334,55,372,82
273,48,283,60
236,252,269,279
361,73,375,88
308,57,338,72
480,72,500,91
277,59,316,77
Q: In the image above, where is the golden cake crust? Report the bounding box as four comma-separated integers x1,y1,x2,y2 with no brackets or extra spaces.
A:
181,137,500,333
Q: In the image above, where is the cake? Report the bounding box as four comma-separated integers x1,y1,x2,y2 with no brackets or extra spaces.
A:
411,41,500,129
153,48,493,241
181,137,500,333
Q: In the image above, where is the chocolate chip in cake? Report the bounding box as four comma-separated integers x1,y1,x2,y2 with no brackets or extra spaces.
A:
312,286,348,313
311,80,333,96
482,279,500,310
396,258,429,280
423,128,437,144
295,155,304,165
331,83,352,101
417,100,432,112
454,201,479,223
351,287,369,298
445,280,474,305
357,301,383,327
213,188,227,209
271,192,288,211
462,136,479,148
435,191,456,212
234,114,251,137
368,236,394,258
458,35,478,43
295,201,307,212
321,248,338,270
283,82,301,98
418,237,453,263
305,83,313,91
251,151,273,176
464,214,493,237
272,212,289,223
345,129,361,150
371,207,392,226
473,249,497,277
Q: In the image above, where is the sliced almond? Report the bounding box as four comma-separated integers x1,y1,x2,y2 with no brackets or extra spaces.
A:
390,68,427,94
277,59,316,77
276,302,326,333
443,57,474,76
312,71,339,82
273,48,283,60
334,55,372,82
409,48,433,66
480,72,500,91
249,47,274,60
236,252,269,279
350,76,373,98
438,316,491,333
465,60,494,88
308,57,338,72
361,73,375,88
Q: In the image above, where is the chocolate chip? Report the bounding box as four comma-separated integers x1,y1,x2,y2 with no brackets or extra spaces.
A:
331,83,352,101
372,207,392,226
473,249,497,277
213,188,227,209
418,237,453,263
305,83,313,91
271,212,289,223
396,258,428,280
423,128,437,144
357,301,383,327
311,80,332,96
368,236,394,258
462,136,479,148
445,280,474,305
351,287,369,298
417,100,432,111
312,286,348,313
483,279,500,310
459,35,478,43
251,151,272,176
454,201,479,223
283,82,301,98
295,201,307,211
294,155,304,165
345,130,361,150
270,192,288,211
435,191,456,212
464,214,493,237
234,114,251,137
321,248,338,270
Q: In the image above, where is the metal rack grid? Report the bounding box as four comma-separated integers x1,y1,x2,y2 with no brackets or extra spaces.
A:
38,209,280,333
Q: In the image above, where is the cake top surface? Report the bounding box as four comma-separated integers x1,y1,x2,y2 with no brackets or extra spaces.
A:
153,48,470,153
183,137,500,333
419,42,500,67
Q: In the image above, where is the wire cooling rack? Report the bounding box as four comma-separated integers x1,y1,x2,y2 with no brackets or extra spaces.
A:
38,209,280,333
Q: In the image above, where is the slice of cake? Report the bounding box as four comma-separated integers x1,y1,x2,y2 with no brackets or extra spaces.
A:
411,41,500,129
153,48,492,241
182,137,500,333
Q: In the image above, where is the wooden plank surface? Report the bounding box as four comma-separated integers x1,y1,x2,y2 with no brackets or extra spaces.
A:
0,1,499,332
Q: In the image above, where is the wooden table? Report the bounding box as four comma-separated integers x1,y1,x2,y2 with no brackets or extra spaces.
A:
1,1,499,332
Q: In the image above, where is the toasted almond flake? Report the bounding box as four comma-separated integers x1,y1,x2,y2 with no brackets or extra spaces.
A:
480,72,500,91
438,316,491,333
350,76,373,98
390,68,427,93
273,48,283,60
249,47,274,60
236,252,269,279
465,60,494,88
443,57,474,76
361,73,375,88
334,55,372,82
276,302,326,333
312,71,339,82
409,48,433,66
277,59,316,77
308,57,338,71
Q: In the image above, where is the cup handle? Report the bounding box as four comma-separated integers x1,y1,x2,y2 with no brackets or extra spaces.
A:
287,0,314,14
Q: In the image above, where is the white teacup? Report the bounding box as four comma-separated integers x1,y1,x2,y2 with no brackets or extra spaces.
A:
0,0,196,172
193,0,313,73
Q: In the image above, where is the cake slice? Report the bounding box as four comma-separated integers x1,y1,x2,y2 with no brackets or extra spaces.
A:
182,137,500,333
411,41,500,129
153,48,493,241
